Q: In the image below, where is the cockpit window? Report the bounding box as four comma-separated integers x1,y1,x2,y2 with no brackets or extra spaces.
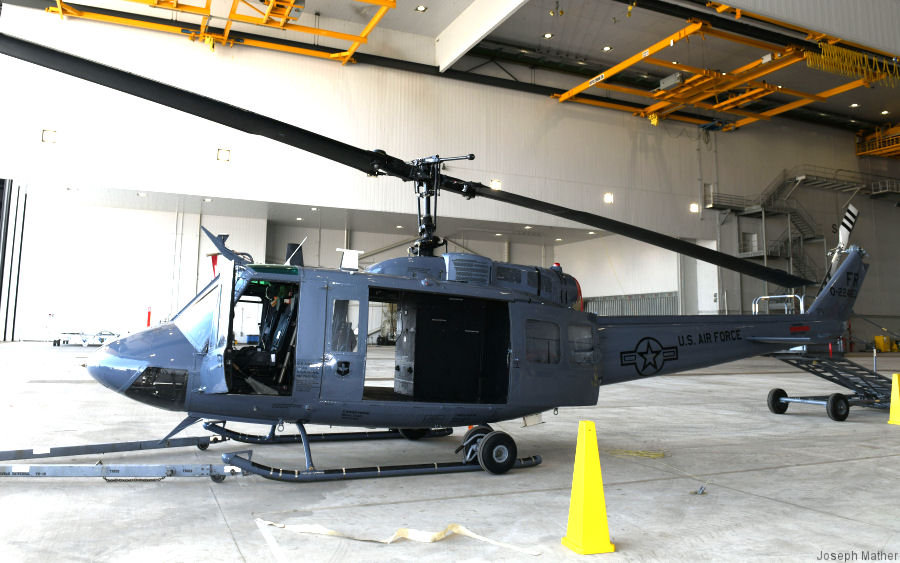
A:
174,284,220,352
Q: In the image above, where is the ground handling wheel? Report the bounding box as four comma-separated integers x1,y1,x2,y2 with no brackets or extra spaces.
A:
767,388,789,414
476,431,517,475
456,425,493,464
826,393,850,421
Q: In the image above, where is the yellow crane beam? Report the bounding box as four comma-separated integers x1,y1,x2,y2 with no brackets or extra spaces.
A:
728,77,874,130
557,21,704,103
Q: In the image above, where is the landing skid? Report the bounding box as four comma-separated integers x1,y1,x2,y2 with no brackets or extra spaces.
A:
223,450,542,482
208,422,541,482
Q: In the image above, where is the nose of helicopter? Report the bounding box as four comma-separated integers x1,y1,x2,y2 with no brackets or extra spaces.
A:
85,331,155,393
85,324,196,394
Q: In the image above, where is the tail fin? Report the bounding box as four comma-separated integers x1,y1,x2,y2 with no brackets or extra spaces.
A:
807,246,868,320
819,203,859,293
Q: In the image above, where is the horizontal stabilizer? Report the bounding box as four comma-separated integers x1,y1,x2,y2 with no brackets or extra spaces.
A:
746,337,813,344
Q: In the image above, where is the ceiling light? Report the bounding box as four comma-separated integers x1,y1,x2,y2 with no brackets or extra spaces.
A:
555,237,563,242
396,225,403,229
850,103,859,108
671,60,678,64
41,129,57,143
311,207,317,211
602,46,612,52
216,148,230,161
524,225,533,230
137,192,147,197
543,33,553,39
689,202,700,213
603,192,614,204
721,72,727,75
588,231,596,235
490,179,502,190
882,110,890,115
777,85,783,89
203,197,213,202
577,60,587,65
520,49,529,54
850,119,856,123
414,5,427,12
495,233,502,237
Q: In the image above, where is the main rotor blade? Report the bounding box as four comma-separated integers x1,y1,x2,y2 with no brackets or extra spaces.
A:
0,33,813,287
0,33,413,178
439,177,815,288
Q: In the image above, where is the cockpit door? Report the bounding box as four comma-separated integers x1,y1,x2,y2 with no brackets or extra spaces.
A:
319,281,367,401
198,261,235,394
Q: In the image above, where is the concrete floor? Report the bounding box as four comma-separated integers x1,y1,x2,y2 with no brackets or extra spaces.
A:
1,341,899,562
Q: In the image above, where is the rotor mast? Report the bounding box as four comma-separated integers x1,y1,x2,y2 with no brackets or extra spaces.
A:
408,153,474,257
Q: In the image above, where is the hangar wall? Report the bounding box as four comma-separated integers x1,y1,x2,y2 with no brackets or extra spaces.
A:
1,5,899,337
10,189,267,339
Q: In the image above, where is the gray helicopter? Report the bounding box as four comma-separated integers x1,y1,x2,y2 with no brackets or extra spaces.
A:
0,34,869,481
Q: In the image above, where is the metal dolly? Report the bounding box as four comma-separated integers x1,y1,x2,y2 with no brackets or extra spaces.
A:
0,435,244,482
766,349,892,421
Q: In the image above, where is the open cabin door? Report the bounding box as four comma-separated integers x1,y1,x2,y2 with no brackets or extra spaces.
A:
198,261,235,394
319,282,368,402
508,302,600,407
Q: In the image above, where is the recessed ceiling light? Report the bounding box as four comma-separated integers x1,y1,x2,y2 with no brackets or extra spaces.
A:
137,192,147,197
721,72,727,75
495,233,502,237
396,225,403,229
41,129,57,143
603,192,614,204
490,179,502,190
555,237,563,242
216,148,230,161
850,103,859,108
588,231,596,235
689,202,700,213
311,207,317,211
602,46,612,52
543,33,553,39
414,5,427,12
296,217,303,221
577,60,587,65
777,85,783,88
671,60,678,64
203,197,213,202
524,225,533,230
882,110,890,115
850,119,856,123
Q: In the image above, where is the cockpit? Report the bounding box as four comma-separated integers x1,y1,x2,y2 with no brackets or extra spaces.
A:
223,265,299,396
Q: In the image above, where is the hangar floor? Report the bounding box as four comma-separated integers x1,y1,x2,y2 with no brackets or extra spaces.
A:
1,342,898,561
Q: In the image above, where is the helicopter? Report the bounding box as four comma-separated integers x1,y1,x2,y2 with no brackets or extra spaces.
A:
0,33,869,481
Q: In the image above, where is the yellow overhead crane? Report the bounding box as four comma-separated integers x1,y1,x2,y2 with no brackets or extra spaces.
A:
47,0,394,63
554,17,887,133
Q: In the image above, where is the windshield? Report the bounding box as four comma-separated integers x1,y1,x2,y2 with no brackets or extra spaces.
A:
173,283,221,352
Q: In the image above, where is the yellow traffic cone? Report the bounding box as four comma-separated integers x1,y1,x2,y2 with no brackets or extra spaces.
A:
889,374,899,426
561,420,615,555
